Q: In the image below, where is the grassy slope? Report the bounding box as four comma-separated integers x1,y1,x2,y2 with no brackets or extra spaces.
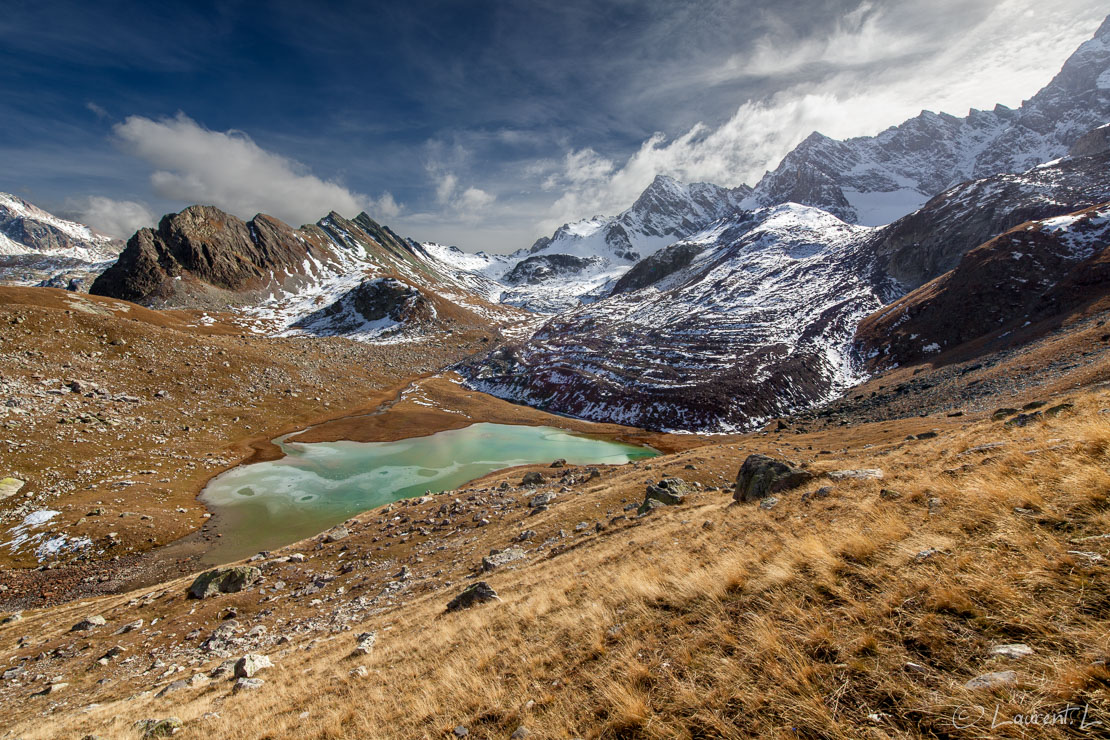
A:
3,384,1110,738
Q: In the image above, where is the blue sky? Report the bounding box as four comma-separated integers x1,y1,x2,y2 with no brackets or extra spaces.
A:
1,0,1106,252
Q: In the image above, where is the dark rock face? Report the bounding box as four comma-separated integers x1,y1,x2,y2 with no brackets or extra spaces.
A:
291,278,433,337
611,241,707,295
871,145,1110,289
445,581,499,612
504,254,601,286
857,202,1110,368
91,206,314,305
733,455,814,503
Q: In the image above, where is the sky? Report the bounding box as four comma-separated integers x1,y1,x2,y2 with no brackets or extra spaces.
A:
1,0,1106,253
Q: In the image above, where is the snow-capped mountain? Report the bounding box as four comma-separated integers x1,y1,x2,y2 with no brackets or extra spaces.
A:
873,124,1110,288
0,192,120,262
461,204,891,432
429,175,751,312
0,193,122,290
744,16,1110,226
461,120,1110,432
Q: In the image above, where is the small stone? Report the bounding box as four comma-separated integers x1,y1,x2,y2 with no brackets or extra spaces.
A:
549,459,566,468
528,491,554,508
511,727,532,739
914,548,939,562
71,615,106,631
453,727,469,738
759,496,779,510
324,526,349,543
352,632,376,656
964,670,1017,690
521,472,544,486
233,677,265,692
904,662,927,674
482,546,526,571
134,717,183,738
0,477,25,501
157,679,189,698
187,566,261,599
991,643,1034,660
827,469,884,481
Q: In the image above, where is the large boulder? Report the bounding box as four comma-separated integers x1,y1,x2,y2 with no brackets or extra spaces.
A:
733,454,814,503
234,654,272,678
187,566,262,599
481,547,526,572
446,581,500,612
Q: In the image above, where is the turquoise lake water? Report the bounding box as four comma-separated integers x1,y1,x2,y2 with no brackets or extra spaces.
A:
199,422,656,563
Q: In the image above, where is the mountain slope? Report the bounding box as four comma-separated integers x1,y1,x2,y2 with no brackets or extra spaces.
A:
873,127,1110,288
857,202,1110,369
461,205,888,432
0,194,122,291
744,15,1110,226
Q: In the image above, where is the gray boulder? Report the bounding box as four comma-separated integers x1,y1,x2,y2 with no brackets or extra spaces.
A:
71,615,106,631
482,546,526,572
234,654,272,678
446,581,500,612
965,670,1017,690
733,454,814,503
187,566,261,599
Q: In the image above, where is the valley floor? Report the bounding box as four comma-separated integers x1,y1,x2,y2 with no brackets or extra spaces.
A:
2,289,1110,738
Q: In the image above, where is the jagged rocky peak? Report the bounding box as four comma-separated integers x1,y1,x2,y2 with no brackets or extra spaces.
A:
872,132,1110,289
90,205,318,306
745,13,1110,226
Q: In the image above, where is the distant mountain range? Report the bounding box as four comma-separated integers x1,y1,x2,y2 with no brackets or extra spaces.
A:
6,14,1110,433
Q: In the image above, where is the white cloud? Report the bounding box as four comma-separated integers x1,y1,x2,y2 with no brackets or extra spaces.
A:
537,0,1107,233
112,112,400,226
65,195,155,240
428,165,495,222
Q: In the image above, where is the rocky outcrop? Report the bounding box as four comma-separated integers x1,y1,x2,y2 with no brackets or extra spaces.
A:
90,206,316,306
291,278,434,338
504,254,601,286
611,241,707,294
446,581,500,612
869,143,1110,289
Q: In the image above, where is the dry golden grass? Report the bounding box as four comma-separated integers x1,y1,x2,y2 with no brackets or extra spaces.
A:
6,391,1110,738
